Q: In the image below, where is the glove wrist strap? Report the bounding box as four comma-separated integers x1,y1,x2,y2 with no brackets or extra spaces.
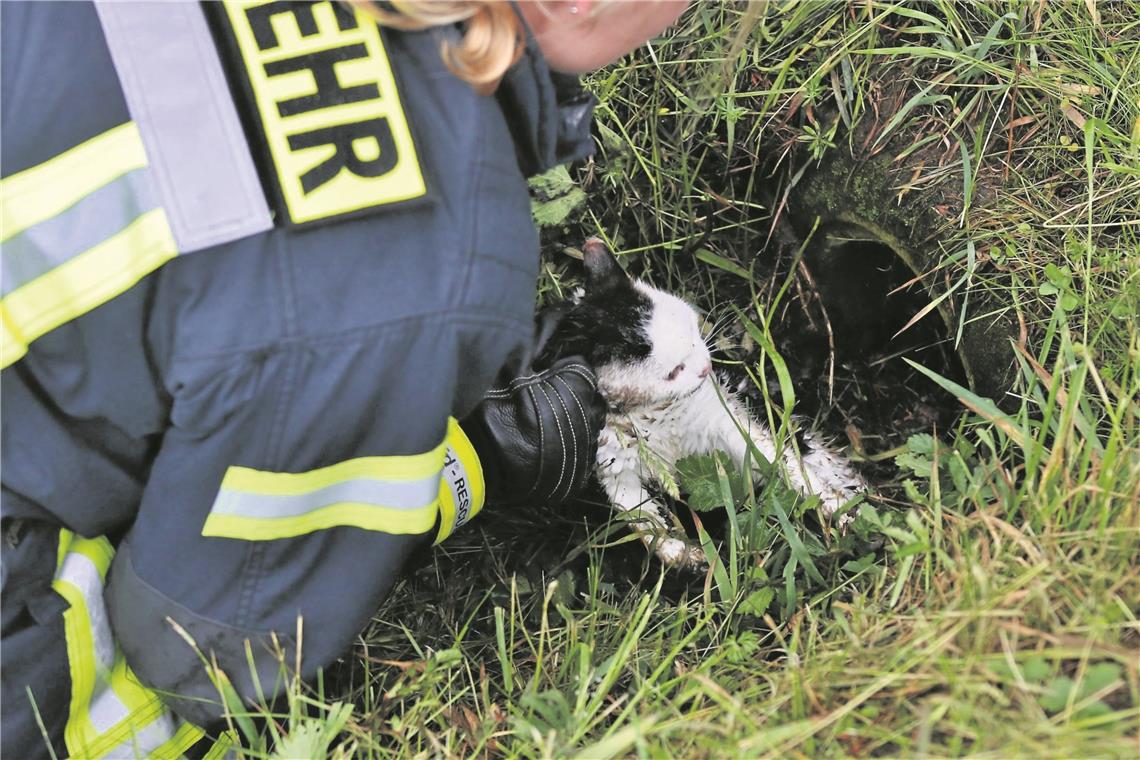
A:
435,418,486,544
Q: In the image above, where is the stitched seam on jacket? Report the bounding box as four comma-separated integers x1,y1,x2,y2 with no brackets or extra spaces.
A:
456,94,486,310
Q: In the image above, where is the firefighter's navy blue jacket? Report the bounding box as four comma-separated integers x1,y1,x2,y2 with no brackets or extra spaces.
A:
0,2,592,756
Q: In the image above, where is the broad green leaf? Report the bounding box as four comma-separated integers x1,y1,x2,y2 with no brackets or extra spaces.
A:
739,587,775,616
676,452,746,511
1039,676,1075,712
906,433,937,455
528,165,587,227
1083,662,1124,695
895,451,934,477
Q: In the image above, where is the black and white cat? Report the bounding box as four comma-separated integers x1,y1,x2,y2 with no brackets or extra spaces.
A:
548,239,868,568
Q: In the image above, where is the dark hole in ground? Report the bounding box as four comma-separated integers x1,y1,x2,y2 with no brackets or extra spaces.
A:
757,229,969,478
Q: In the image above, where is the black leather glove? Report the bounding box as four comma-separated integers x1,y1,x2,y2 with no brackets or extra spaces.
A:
461,309,607,505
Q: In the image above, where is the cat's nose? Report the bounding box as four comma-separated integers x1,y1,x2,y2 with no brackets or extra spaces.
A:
698,363,712,379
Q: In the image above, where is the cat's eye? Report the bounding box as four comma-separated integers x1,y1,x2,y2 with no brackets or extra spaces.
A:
666,363,685,381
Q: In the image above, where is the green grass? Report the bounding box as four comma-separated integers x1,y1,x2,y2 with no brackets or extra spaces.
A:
221,2,1138,757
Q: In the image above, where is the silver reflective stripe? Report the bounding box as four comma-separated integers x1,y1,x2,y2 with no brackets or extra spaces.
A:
88,687,133,735
1,168,157,296
58,543,180,757
102,712,178,760
211,475,441,519
95,1,272,254
58,553,116,673
58,552,134,735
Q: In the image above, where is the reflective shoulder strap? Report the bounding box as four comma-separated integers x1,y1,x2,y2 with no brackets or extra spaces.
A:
94,1,273,253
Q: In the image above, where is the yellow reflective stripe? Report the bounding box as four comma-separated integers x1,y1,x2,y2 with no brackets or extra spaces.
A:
450,419,486,523
200,731,239,760
69,535,115,578
56,528,71,573
0,122,148,243
203,500,438,541
220,440,447,494
148,721,208,760
0,207,177,369
54,532,182,759
435,418,486,544
202,440,453,540
55,532,114,570
82,685,170,759
75,664,180,759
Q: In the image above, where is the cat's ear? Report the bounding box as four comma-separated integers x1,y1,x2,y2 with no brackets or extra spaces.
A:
582,237,629,293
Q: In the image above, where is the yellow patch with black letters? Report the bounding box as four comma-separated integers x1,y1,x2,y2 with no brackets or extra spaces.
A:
217,0,426,226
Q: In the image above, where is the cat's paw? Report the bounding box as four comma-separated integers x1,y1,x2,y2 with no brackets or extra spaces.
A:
645,534,708,570
796,436,869,530
816,485,866,535
825,494,857,535
817,486,861,513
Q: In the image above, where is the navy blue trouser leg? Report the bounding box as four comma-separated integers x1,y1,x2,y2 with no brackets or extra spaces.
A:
2,518,70,760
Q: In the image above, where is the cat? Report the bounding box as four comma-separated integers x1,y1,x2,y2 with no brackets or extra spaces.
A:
546,238,868,568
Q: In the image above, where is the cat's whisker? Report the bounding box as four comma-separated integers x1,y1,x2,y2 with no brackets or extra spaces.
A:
702,323,733,349
702,308,734,335
703,307,742,345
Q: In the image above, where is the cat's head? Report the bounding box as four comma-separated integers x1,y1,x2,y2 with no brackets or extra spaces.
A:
548,239,712,410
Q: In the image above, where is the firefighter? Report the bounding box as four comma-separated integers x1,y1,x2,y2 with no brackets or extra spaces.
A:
0,1,688,757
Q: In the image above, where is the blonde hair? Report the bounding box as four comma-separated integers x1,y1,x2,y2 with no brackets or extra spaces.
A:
350,1,526,95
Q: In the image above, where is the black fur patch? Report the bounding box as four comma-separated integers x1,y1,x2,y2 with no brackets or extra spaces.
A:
574,283,654,366
540,245,654,368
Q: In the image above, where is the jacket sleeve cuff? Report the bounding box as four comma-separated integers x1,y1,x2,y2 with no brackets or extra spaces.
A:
435,417,486,544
